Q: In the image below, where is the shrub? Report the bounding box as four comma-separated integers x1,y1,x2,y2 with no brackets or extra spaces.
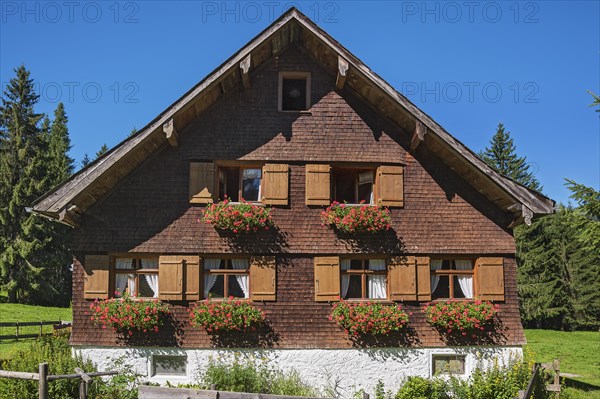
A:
320,202,392,234
89,292,170,335
423,299,498,335
395,377,450,399
202,199,273,233
189,298,265,332
199,355,316,396
330,300,410,336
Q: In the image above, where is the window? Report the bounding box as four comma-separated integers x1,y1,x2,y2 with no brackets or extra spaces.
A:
204,258,249,299
218,167,262,202
341,259,387,299
432,354,465,375
151,355,187,377
431,259,474,300
332,168,375,204
278,72,310,111
114,257,159,298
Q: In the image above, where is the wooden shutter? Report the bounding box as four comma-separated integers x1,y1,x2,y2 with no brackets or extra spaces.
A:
183,256,201,301
314,256,340,301
249,256,276,301
83,255,110,299
189,162,214,204
376,165,404,207
416,256,431,301
306,164,331,205
158,256,184,300
262,164,289,205
388,256,417,301
476,257,505,301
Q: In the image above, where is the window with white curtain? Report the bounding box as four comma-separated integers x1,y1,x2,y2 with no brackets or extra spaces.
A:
203,258,249,299
341,259,387,300
431,259,473,300
113,257,159,298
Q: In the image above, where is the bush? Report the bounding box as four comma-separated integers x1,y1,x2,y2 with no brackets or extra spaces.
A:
395,377,450,399
330,300,410,336
199,355,316,397
189,298,265,332
0,335,138,399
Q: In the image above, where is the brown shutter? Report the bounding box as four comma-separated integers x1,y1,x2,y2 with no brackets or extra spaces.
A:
314,256,340,301
416,256,431,301
249,256,276,301
189,162,214,204
183,256,201,301
388,256,417,301
476,257,505,301
262,164,289,205
83,255,110,299
158,255,184,300
306,164,331,206
376,165,404,207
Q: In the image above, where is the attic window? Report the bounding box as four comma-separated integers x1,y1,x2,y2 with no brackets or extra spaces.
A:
279,72,310,111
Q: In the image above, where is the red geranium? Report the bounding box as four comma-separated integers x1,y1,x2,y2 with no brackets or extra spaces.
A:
330,300,409,336
321,201,392,233
423,299,498,334
202,199,273,233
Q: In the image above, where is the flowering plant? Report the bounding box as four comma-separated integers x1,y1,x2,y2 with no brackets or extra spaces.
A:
320,202,392,234
89,292,170,336
189,297,266,333
423,299,498,336
202,199,273,233
329,300,410,336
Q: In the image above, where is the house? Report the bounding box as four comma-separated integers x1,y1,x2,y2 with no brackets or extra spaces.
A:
32,8,554,396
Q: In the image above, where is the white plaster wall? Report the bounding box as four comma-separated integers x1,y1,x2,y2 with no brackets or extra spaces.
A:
75,345,523,398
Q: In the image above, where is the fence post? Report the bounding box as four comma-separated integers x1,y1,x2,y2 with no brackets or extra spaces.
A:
362,391,370,399
15,322,19,341
38,363,48,399
39,321,43,337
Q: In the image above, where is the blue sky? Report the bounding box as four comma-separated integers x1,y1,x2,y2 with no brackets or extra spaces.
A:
1,1,598,205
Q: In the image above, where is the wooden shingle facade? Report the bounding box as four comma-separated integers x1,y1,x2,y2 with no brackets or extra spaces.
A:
33,8,553,390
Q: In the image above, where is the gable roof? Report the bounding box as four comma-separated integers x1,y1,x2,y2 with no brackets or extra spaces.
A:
32,8,554,227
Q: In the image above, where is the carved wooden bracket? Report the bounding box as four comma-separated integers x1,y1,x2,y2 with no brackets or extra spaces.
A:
240,54,252,89
163,119,178,147
410,120,427,150
336,56,349,90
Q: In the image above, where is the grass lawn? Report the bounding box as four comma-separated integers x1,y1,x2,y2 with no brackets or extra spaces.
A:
525,329,600,399
0,303,72,359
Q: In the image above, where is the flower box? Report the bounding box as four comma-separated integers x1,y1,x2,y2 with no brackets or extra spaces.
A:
320,202,392,234
423,299,498,336
189,297,266,333
329,300,410,336
202,199,273,233
89,293,170,336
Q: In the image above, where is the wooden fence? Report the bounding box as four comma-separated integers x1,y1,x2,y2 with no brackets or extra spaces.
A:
516,360,561,399
0,362,117,399
138,386,328,399
0,320,71,341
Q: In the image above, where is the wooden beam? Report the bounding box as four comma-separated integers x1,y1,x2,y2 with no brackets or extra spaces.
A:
410,120,427,150
162,119,178,147
336,56,349,89
240,54,251,89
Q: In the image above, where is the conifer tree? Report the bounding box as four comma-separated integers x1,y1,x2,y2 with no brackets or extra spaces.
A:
95,144,108,159
81,154,91,168
46,103,74,184
479,123,542,192
0,66,48,303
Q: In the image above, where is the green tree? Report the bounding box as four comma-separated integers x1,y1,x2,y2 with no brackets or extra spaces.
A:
95,143,108,159
129,127,138,137
479,123,542,192
0,66,48,303
81,153,91,168
46,103,74,183
587,90,600,112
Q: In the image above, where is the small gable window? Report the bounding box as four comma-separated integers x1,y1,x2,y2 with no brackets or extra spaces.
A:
218,167,262,202
279,72,311,111
333,167,375,205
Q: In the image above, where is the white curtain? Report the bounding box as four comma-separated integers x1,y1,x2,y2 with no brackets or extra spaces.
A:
128,274,136,297
203,259,221,298
115,258,133,296
368,259,387,299
116,258,133,269
115,274,128,296
340,259,351,299
430,259,443,293
232,259,249,298
142,258,158,269
144,275,159,298
455,260,474,299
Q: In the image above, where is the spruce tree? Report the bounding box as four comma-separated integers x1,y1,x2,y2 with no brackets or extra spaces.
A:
95,143,108,159
81,154,91,168
0,66,48,303
46,103,74,183
479,123,542,192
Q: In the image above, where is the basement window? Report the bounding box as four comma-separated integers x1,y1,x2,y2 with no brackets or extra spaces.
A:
151,355,187,377
279,72,311,111
432,354,466,375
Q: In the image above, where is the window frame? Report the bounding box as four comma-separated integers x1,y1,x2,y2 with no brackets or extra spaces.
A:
111,255,159,299
431,354,466,376
203,257,250,299
149,354,188,378
340,258,388,300
216,162,264,203
430,258,475,300
332,165,376,205
278,71,311,112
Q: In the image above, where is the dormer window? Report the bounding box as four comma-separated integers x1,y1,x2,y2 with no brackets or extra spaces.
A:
279,72,311,111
